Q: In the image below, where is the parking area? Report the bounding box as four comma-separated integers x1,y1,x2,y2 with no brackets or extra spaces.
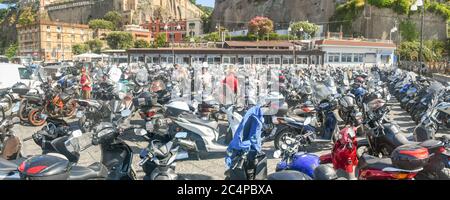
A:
12,98,444,180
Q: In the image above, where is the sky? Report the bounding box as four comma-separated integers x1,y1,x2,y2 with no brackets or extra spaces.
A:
197,0,215,7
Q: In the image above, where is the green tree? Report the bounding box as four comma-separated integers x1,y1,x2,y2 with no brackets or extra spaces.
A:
153,33,167,48
247,16,274,40
88,19,114,30
17,6,35,26
5,42,18,59
72,44,88,55
84,39,103,53
106,31,133,49
104,11,122,30
290,21,320,39
134,39,151,48
399,20,418,42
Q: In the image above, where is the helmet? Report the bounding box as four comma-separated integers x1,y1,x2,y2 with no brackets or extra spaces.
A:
150,80,166,93
267,170,313,180
313,165,338,180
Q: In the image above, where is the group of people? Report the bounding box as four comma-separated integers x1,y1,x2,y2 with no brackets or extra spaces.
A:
77,62,241,104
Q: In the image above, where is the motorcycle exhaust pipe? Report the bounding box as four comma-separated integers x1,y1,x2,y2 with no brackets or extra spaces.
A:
177,139,197,151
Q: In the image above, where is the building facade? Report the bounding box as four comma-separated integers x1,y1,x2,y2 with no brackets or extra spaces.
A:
124,24,152,42
141,19,187,43
17,20,93,62
315,39,396,67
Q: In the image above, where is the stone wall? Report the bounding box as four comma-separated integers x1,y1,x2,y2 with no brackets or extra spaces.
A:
46,0,119,24
352,5,448,41
212,0,337,30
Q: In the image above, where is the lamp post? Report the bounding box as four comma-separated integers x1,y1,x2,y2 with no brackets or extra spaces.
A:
299,27,304,40
411,0,425,75
287,27,292,41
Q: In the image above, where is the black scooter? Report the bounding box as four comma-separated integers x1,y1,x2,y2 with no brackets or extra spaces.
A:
136,130,197,180
18,110,136,180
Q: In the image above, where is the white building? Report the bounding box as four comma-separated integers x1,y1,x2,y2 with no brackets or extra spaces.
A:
315,39,396,68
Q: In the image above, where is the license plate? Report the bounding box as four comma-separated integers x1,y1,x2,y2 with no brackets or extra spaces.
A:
76,111,84,118
146,121,154,132
11,102,20,113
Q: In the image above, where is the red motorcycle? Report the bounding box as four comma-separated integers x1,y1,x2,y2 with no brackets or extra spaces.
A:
320,126,359,179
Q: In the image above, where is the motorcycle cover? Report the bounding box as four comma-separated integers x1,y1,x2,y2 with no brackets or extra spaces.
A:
226,106,264,153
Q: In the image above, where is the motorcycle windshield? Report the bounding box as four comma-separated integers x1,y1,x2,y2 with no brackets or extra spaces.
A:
135,69,149,85
427,81,444,95
314,82,334,102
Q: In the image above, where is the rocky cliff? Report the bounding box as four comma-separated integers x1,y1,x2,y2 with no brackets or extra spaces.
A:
211,0,448,41
211,0,337,30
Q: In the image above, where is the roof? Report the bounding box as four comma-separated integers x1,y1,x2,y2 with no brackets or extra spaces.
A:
315,39,396,48
225,41,294,48
127,48,324,56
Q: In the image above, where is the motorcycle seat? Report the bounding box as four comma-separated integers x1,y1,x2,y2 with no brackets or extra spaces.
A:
419,139,444,151
267,170,312,180
69,162,108,180
392,133,419,147
359,155,393,170
185,116,218,130
0,157,25,172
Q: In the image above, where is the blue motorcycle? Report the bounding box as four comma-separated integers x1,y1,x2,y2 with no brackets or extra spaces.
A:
273,134,320,179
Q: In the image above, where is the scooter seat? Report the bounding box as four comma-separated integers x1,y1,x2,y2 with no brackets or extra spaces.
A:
185,116,218,130
267,170,312,180
0,157,25,172
359,155,393,170
69,162,108,180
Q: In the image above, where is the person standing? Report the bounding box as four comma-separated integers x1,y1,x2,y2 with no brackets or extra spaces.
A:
80,67,92,99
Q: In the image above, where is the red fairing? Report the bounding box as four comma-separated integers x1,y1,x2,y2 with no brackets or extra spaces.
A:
319,153,332,164
26,166,48,174
332,127,358,173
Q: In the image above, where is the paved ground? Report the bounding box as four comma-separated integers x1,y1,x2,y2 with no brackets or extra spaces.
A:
11,98,448,180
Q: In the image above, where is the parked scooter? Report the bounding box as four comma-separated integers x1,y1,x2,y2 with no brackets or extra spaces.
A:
135,131,197,180
18,109,137,180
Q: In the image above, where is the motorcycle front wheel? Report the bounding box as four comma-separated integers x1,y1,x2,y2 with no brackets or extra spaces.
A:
28,109,46,126
274,127,300,150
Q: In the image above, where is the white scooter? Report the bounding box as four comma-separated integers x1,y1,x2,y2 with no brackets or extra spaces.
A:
162,101,243,153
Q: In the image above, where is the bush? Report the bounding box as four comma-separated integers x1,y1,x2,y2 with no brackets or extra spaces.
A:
427,2,450,20
368,0,394,8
